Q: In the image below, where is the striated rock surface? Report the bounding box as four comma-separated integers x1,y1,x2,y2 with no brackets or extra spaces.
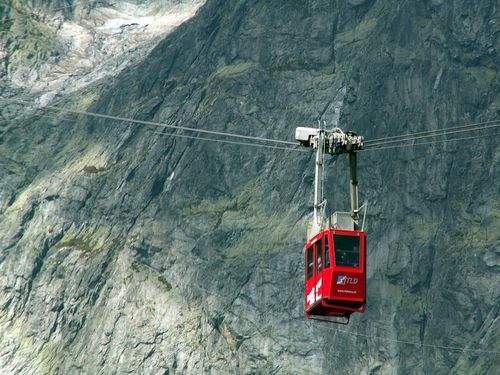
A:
0,0,498,373
0,0,205,99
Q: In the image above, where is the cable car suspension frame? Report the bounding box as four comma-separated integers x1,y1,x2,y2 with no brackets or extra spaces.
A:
296,125,366,324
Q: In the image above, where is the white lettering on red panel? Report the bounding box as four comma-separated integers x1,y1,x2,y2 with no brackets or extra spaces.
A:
306,278,323,307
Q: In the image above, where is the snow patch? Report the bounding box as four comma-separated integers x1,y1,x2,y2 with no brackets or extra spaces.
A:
96,1,203,35
6,0,206,100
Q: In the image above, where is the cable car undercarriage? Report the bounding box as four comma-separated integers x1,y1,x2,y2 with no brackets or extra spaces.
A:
296,126,366,324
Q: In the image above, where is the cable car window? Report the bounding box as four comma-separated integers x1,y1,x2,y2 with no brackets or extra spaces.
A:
325,236,330,268
316,241,323,272
334,235,360,268
306,247,314,279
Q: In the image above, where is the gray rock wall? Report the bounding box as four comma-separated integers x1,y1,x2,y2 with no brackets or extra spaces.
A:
0,0,498,373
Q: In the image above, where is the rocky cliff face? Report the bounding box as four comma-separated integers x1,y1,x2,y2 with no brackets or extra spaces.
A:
0,0,498,374
0,0,204,101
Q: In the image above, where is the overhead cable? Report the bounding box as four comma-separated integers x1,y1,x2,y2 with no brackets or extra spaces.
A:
0,106,305,153
0,98,298,146
361,133,498,152
148,130,307,152
365,119,500,144
335,328,500,354
365,123,500,147
1,98,498,154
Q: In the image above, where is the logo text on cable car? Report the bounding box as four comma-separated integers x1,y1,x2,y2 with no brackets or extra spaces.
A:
306,278,322,306
336,275,358,285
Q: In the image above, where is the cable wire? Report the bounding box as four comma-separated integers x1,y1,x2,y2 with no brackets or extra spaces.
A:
335,328,500,354
365,123,500,147
0,98,298,146
361,133,499,152
148,130,307,152
365,119,500,144
0,106,306,153
1,98,498,154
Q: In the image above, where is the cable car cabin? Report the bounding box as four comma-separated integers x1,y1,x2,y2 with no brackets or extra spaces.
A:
304,228,366,324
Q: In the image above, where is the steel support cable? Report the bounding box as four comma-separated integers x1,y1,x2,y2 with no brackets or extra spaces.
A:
365,123,500,148
1,97,498,152
148,130,307,152
360,132,499,152
2,101,496,153
0,98,298,146
365,119,500,144
0,107,305,153
335,328,500,354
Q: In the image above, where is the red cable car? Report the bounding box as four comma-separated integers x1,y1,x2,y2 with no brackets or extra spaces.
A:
296,126,366,324
304,228,366,324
